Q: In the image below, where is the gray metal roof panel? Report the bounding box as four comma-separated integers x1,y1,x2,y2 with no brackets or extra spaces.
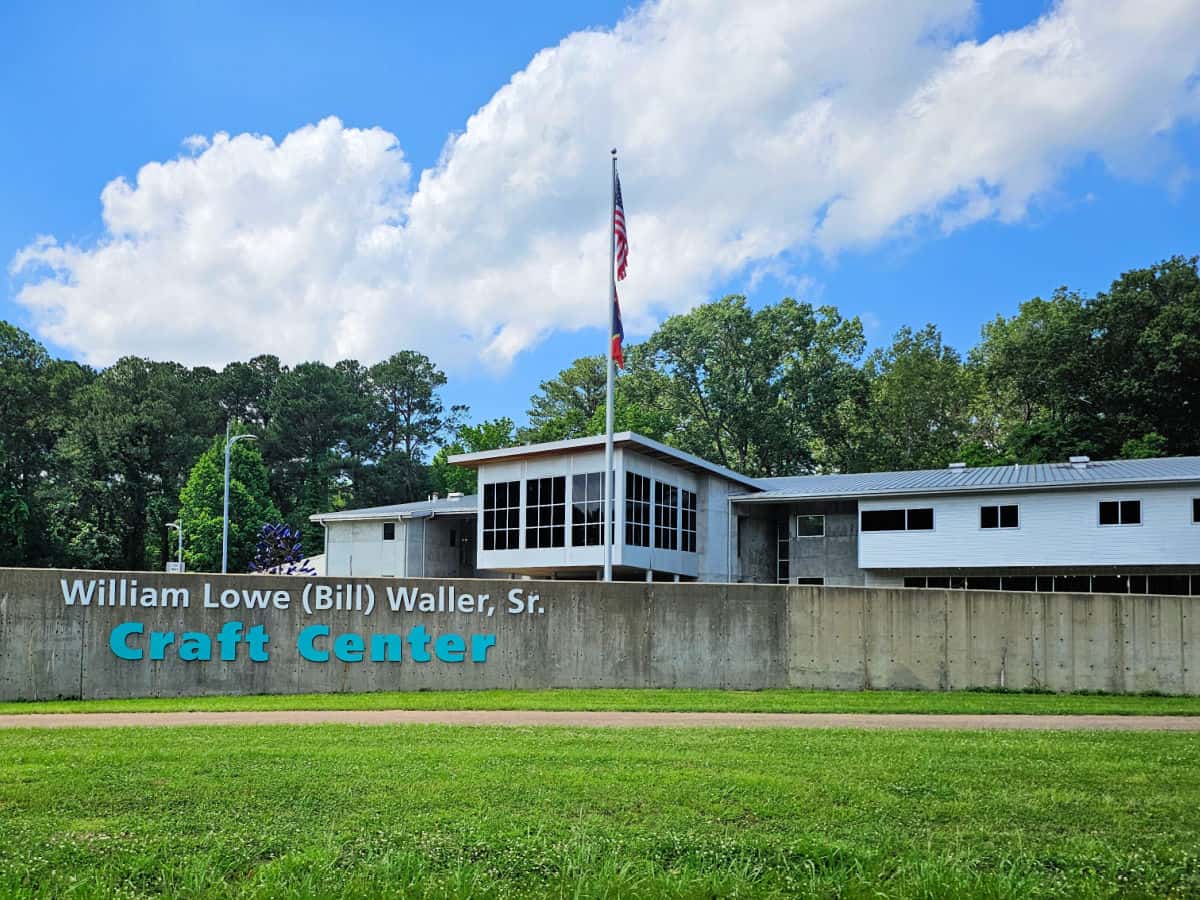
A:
310,494,478,522
737,456,1200,501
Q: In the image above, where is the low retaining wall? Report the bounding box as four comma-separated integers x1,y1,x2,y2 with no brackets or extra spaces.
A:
0,567,1196,700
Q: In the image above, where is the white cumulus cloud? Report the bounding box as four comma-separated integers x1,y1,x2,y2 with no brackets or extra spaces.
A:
10,0,1200,369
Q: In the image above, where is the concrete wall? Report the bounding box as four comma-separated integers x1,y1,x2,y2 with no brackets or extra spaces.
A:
787,501,865,586
0,567,1196,700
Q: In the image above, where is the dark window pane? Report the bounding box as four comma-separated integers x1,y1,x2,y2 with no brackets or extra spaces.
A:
1120,500,1141,525
795,577,824,586
527,480,538,505
1002,576,1036,592
796,515,824,537
1000,505,1019,528
948,577,965,589
483,532,495,551
553,478,565,504
1099,501,1119,525
907,508,934,530
449,529,456,547
966,576,1001,590
1055,575,1090,593
573,474,585,500
1092,575,1128,594
1148,574,1189,595
1035,576,1055,592
382,522,395,541
1127,575,1147,594
980,506,998,529
862,509,906,531
484,483,495,506
903,576,926,588
926,577,951,588
1194,498,1200,524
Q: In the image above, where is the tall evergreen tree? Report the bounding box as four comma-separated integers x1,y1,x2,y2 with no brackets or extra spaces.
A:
178,428,280,572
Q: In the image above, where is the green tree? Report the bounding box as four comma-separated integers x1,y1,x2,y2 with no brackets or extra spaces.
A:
430,418,518,496
583,344,676,440
216,355,283,429
521,356,607,443
841,325,975,472
643,296,865,476
1088,256,1200,456
49,357,217,570
973,256,1200,462
178,428,280,572
367,351,464,459
264,361,369,549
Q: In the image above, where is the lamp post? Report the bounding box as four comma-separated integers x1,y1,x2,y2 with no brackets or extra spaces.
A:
166,520,183,570
222,422,258,574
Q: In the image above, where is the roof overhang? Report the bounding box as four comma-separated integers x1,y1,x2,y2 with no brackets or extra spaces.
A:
730,475,1200,505
448,431,763,490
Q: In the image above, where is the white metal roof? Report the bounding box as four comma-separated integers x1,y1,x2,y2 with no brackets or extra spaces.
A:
447,431,763,489
310,493,477,523
734,456,1200,503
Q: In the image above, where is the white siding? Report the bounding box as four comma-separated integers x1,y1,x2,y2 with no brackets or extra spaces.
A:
472,446,743,579
325,519,403,577
475,449,613,573
858,484,1200,570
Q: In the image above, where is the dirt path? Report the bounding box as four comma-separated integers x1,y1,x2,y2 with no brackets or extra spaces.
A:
0,709,1196,731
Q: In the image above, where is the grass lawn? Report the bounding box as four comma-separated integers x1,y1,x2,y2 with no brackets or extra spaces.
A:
0,725,1197,897
1,687,1199,717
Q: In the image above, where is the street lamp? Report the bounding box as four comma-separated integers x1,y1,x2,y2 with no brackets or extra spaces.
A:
222,422,258,574
166,520,183,570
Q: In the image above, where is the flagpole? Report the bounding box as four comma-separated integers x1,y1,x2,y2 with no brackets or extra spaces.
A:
603,148,617,583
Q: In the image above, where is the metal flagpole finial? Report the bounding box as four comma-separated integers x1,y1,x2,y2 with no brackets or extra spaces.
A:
611,148,617,157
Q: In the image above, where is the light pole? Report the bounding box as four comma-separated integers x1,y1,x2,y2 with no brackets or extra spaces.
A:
166,520,183,570
222,422,258,574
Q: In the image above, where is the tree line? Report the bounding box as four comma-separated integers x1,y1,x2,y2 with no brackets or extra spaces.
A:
1,254,1196,572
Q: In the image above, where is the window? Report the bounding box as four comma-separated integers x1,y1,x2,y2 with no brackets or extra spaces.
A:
482,480,521,550
382,522,395,541
861,508,934,531
966,576,1001,590
681,490,697,552
796,514,825,537
1148,574,1190,596
449,528,456,547
625,472,651,546
1001,576,1036,592
1099,499,1141,526
525,476,566,548
654,482,679,549
776,521,789,584
981,504,1019,529
1193,498,1199,523
903,576,926,588
571,473,607,546
794,577,824,586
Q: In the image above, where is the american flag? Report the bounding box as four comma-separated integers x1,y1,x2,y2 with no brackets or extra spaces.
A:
613,170,628,281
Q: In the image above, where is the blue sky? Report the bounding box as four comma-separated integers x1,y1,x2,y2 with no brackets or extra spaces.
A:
2,0,1198,427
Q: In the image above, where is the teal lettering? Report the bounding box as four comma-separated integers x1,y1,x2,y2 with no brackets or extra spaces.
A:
298,625,330,662
110,622,144,660
178,632,212,661
435,634,465,663
470,634,497,663
333,633,364,662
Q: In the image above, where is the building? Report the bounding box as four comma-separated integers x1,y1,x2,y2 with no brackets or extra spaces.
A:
311,434,1200,595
